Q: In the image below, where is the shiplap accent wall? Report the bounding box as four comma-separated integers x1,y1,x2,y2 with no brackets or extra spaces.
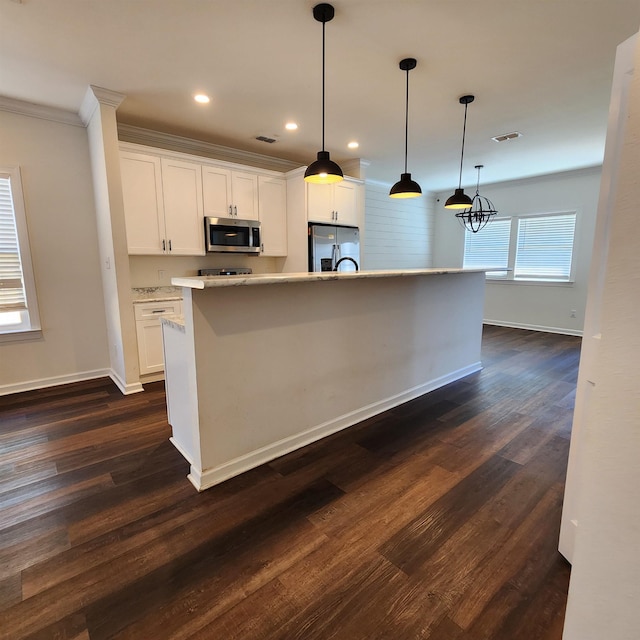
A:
362,181,434,270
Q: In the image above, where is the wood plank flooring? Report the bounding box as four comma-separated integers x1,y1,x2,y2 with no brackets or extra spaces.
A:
0,325,581,639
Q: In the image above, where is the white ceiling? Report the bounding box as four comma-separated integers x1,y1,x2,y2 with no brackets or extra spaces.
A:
1,0,639,192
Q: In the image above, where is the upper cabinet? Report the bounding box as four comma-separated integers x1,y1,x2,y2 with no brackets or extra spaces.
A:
120,150,204,255
202,166,259,219
258,176,287,256
120,151,166,255
120,143,288,258
160,158,204,255
307,179,359,226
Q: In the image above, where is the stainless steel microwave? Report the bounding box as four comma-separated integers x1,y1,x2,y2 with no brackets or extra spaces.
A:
204,217,261,254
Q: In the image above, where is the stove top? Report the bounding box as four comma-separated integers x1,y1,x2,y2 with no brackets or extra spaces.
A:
198,267,253,276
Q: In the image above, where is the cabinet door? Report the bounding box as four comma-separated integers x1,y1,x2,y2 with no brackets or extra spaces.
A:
202,165,233,217
161,158,205,255
134,300,182,376
120,151,165,254
136,320,166,375
333,180,359,226
306,182,335,223
258,176,287,256
231,171,259,219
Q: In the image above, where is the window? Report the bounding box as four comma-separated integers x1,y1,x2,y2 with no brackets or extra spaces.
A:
515,214,577,281
0,167,40,338
463,211,577,283
463,217,511,279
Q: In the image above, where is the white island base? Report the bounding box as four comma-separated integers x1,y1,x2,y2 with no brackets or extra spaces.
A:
163,269,486,491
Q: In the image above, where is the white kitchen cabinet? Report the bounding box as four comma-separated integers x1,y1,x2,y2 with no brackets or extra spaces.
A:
120,151,165,255
120,151,205,256
202,165,259,220
307,179,359,226
258,176,287,256
134,300,182,377
160,158,205,255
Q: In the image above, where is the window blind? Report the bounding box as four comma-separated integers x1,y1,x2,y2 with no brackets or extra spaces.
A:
0,176,26,311
515,214,576,281
463,217,511,278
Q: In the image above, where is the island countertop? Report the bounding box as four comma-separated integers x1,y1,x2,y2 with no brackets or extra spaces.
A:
171,268,486,289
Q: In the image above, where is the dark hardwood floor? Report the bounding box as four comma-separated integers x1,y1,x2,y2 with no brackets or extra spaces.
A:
0,325,581,639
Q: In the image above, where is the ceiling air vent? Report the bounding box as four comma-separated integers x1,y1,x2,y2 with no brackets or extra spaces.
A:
492,131,523,143
256,135,277,144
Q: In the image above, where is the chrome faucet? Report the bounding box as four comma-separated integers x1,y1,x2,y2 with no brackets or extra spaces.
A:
333,256,359,271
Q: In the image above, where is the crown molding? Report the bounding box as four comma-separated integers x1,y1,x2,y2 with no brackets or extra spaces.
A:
117,123,301,173
79,85,125,125
0,95,83,127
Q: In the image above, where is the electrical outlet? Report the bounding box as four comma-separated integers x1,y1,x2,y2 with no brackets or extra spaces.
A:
570,309,576,318
158,270,165,282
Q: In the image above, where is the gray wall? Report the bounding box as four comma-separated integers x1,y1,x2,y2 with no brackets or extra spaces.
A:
0,109,110,394
433,166,602,335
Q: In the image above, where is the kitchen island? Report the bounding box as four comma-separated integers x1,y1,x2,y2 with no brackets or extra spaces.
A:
164,269,486,491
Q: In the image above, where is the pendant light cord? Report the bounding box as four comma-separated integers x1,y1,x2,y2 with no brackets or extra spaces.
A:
457,102,469,189
403,67,409,174
321,19,326,152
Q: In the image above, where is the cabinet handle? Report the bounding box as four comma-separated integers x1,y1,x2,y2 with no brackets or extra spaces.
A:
151,309,167,314
162,239,166,252
168,239,172,252
234,205,238,216
261,243,264,252
335,211,339,220
229,205,232,216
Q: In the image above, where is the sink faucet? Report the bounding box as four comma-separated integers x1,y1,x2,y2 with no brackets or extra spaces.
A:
334,256,359,271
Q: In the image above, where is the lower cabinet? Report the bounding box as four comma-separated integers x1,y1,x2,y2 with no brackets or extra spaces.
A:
134,300,183,377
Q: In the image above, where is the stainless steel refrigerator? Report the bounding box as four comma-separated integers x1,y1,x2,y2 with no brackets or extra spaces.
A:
308,223,360,272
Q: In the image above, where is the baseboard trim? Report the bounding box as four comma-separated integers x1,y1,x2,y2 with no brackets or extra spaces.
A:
189,362,482,491
0,368,111,397
109,370,144,395
484,319,583,337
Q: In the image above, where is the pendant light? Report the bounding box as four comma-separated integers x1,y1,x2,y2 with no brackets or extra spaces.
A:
445,94,475,209
304,3,344,185
456,164,498,233
389,58,422,199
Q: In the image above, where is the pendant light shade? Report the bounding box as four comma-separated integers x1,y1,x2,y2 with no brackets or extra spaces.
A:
455,164,498,233
305,151,344,184
445,94,475,209
390,58,422,199
304,3,344,185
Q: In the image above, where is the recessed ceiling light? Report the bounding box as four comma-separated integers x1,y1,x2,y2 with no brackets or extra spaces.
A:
348,141,359,149
491,131,522,142
285,122,298,131
194,94,210,104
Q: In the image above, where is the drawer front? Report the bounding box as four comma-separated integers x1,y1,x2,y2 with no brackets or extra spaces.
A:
134,300,182,320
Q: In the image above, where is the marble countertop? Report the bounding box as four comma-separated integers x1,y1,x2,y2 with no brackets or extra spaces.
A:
132,286,183,303
160,315,185,332
171,268,487,290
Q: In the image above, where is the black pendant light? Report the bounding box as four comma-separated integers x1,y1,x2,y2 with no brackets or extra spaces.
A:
304,3,344,185
445,94,475,209
455,164,498,233
389,58,422,199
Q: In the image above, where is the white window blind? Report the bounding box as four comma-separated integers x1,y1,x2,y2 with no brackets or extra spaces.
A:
463,217,511,279
0,176,26,311
515,213,576,281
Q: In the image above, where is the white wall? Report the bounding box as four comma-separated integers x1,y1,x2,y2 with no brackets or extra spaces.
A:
362,181,434,270
562,32,640,640
433,167,601,335
0,109,110,394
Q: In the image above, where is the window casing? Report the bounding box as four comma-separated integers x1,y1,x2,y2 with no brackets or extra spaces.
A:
0,167,41,339
463,211,577,282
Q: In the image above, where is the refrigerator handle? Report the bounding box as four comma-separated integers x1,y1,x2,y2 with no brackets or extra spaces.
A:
331,243,337,269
